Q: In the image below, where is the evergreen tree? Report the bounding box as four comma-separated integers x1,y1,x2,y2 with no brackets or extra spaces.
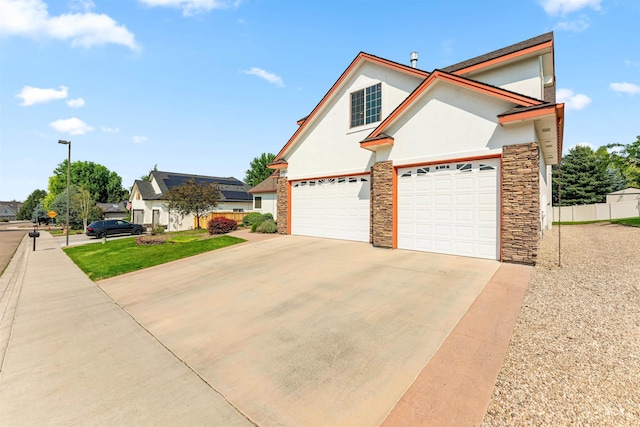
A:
244,153,276,187
553,145,615,205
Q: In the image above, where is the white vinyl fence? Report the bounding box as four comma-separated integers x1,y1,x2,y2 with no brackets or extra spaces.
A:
553,200,640,222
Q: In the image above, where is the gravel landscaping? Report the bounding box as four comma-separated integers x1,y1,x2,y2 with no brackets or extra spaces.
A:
484,223,640,426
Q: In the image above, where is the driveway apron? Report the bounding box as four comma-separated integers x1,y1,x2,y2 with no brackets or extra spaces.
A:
99,235,499,426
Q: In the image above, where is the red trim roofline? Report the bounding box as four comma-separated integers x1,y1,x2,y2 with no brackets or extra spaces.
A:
368,70,543,140
273,53,429,162
452,40,553,76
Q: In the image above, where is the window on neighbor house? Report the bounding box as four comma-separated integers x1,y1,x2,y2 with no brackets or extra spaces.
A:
254,196,262,209
350,83,381,127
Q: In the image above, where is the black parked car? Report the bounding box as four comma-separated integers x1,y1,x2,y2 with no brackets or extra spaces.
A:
86,220,145,238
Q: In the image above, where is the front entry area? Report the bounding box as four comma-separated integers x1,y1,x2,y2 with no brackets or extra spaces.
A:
397,158,500,260
291,174,370,242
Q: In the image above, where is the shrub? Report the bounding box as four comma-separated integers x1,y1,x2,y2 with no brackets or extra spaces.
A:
243,212,264,227
256,219,277,233
208,216,238,235
150,224,165,235
261,213,274,221
251,222,259,232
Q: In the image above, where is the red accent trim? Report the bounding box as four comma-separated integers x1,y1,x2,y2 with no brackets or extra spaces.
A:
453,41,553,76
392,167,398,249
394,153,501,170
296,118,306,125
287,180,292,235
499,155,504,262
268,162,288,170
498,105,556,124
368,71,542,140
289,171,370,182
360,137,394,148
273,53,428,162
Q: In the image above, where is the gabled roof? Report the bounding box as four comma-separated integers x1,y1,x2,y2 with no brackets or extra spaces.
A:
443,32,554,75
608,187,640,195
273,52,429,163
134,170,252,202
366,69,544,140
248,173,278,194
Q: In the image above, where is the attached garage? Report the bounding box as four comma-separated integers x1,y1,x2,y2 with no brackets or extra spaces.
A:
397,158,500,260
291,175,370,242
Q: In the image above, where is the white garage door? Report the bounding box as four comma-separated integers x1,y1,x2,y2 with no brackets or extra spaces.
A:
397,159,499,259
291,175,370,242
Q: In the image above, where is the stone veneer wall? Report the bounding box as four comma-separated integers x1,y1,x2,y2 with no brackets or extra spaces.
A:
371,161,394,248
501,142,540,265
276,175,288,234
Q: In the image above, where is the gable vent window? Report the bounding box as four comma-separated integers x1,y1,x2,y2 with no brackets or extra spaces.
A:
350,83,381,127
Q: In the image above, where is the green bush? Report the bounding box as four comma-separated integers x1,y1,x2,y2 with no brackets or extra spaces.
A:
243,212,264,227
261,213,274,221
251,222,259,232
256,219,277,233
150,225,165,235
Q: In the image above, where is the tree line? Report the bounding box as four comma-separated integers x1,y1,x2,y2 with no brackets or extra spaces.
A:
553,136,639,206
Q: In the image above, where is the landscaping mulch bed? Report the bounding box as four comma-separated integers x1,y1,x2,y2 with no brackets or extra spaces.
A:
483,223,640,426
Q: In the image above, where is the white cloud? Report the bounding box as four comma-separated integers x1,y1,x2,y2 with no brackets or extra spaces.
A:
50,117,94,135
624,59,640,67
139,0,241,16
610,82,640,95
16,85,68,106
133,135,147,143
539,0,602,16
555,16,590,32
557,88,591,110
0,0,139,50
243,67,284,88
101,126,120,133
67,97,85,107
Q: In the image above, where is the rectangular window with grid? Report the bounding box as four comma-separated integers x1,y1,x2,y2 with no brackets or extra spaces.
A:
350,83,381,127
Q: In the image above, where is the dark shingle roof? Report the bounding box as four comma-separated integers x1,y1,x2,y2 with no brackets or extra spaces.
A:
498,103,553,117
96,202,127,213
248,174,278,194
442,32,554,74
136,171,252,202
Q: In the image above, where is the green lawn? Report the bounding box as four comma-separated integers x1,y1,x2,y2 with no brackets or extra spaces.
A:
611,217,640,227
64,233,245,281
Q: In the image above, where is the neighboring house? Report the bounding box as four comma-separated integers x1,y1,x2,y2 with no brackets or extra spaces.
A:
268,32,564,265
129,170,252,231
0,201,22,221
247,174,278,219
606,188,640,204
96,201,128,220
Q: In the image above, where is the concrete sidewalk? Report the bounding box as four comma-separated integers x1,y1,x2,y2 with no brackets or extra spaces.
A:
0,232,252,426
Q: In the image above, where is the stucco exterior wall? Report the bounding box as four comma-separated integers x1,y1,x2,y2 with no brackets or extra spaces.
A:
382,83,536,166
286,62,422,180
538,153,553,231
252,193,277,219
470,56,542,100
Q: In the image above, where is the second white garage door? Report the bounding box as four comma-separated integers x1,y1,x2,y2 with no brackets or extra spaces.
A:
291,175,370,242
397,159,499,260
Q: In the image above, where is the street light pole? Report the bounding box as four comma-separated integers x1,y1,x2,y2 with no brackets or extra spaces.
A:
58,140,71,247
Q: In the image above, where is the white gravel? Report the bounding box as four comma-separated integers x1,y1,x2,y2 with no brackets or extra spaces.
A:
483,223,640,426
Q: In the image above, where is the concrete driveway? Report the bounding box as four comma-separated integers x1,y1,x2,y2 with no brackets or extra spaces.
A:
99,235,500,426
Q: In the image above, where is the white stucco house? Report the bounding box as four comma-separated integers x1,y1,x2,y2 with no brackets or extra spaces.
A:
129,170,252,231
247,174,278,219
268,32,564,265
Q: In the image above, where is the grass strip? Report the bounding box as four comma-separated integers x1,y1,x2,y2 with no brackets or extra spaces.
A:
64,234,244,281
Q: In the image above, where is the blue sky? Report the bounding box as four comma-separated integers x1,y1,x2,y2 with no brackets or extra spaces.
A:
1,0,638,202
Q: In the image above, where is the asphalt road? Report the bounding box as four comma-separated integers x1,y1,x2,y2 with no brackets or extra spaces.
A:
0,221,31,275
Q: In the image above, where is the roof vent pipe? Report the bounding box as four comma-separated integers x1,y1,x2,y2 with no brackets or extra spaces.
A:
410,52,418,68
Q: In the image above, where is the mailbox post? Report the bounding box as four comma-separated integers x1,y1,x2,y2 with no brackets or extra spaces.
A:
28,227,40,251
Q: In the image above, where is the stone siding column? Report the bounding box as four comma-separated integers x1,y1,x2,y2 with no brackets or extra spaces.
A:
276,175,288,235
371,161,394,248
502,142,540,265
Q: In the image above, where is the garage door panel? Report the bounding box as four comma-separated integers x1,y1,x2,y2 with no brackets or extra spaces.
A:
292,176,370,242
398,159,499,260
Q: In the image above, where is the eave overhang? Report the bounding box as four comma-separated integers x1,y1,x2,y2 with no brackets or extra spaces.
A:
360,134,394,151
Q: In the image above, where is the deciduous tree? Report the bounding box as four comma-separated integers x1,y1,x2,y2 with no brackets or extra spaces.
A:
244,153,275,187
17,189,47,220
164,178,220,229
